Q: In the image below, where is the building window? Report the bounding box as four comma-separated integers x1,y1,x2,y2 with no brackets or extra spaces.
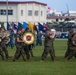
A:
28,10,32,16
8,10,13,15
41,11,43,16
0,10,6,15
0,9,13,15
21,10,23,16
34,10,38,16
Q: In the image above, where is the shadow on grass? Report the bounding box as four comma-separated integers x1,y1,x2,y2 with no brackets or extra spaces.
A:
0,56,76,62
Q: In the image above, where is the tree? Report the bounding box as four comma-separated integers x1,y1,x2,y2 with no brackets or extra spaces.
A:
56,18,58,22
0,22,5,29
65,18,71,21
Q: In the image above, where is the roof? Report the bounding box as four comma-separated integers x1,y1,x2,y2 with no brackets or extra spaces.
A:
47,16,76,19
69,11,76,13
0,1,47,6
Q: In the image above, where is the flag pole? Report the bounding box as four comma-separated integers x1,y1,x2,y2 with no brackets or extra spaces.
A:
6,0,8,23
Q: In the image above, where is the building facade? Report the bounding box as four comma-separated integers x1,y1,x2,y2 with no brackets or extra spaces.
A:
47,9,62,17
69,11,76,16
47,10,76,23
0,1,47,24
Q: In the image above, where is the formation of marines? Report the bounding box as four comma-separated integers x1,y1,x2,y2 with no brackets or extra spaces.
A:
0,27,76,62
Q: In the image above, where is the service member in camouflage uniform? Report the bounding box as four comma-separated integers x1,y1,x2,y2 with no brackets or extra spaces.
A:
0,28,4,60
0,46,4,60
64,29,74,58
41,29,56,62
65,33,76,61
21,27,30,60
0,28,9,59
28,30,34,57
28,44,34,57
13,29,26,61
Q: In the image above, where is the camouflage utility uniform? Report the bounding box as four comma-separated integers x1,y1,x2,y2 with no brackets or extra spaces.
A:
0,36,4,60
1,34,9,59
66,36,76,60
41,34,55,61
13,33,26,61
64,33,73,58
22,31,30,60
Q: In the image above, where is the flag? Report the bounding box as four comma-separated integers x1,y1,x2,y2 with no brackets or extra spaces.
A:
18,22,23,29
38,22,43,32
43,23,49,28
23,22,28,29
14,24,18,30
28,22,34,32
43,23,49,32
7,22,11,30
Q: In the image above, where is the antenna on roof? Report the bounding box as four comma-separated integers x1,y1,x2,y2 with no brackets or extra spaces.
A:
66,3,69,16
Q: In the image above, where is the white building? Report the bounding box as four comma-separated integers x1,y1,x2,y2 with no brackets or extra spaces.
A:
47,9,62,16
69,11,76,16
0,1,47,24
55,12,62,16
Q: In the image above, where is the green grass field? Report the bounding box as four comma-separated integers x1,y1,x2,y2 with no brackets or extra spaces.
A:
0,40,76,75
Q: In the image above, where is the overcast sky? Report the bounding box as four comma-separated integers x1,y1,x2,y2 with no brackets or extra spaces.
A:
0,0,76,13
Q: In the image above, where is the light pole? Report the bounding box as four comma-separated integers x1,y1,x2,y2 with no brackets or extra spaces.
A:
66,3,69,16
6,0,8,23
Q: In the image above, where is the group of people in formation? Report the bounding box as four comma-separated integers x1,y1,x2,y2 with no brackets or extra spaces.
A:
0,26,76,62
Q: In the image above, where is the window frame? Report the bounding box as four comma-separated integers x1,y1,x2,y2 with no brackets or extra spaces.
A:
34,10,38,16
28,10,32,16
0,9,6,15
0,9,13,15
8,10,13,15
21,10,23,16
41,11,43,16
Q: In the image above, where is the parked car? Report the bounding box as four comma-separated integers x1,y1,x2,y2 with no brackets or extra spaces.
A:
60,32,68,38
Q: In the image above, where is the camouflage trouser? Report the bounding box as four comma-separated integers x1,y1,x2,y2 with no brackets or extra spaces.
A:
24,45,30,60
65,46,71,58
74,52,76,58
1,42,9,59
0,47,4,60
41,46,55,61
13,46,26,61
28,44,34,57
66,47,76,60
2,47,9,59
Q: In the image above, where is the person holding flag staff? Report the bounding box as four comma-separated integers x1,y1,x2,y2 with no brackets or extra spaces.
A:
22,27,34,57
41,29,56,62
28,29,35,57
21,27,30,60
